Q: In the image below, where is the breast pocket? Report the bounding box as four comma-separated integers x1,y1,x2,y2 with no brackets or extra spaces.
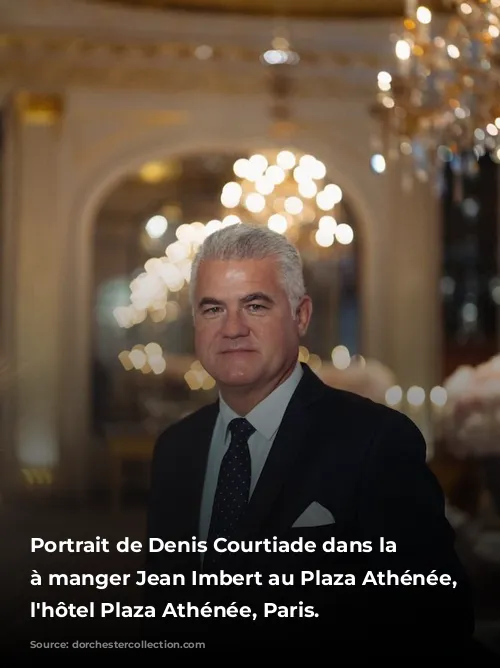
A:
286,522,337,546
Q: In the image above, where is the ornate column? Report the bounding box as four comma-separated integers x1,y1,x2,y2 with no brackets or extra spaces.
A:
1,91,66,498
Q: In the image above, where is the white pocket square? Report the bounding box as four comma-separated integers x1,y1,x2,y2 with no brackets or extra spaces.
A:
292,502,335,528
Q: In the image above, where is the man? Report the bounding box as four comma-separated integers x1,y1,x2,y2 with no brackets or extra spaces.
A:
145,223,478,656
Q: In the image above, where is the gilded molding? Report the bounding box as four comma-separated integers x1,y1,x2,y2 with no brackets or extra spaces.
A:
88,0,449,19
14,90,63,125
0,31,378,99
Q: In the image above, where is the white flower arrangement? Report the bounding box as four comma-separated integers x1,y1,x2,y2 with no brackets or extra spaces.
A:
439,354,500,458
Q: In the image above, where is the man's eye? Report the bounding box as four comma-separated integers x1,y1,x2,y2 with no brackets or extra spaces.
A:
247,304,266,312
203,306,222,315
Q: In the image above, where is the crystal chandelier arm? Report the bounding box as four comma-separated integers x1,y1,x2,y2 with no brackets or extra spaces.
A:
372,0,500,180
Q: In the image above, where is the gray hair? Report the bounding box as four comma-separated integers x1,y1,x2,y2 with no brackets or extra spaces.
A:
189,223,306,311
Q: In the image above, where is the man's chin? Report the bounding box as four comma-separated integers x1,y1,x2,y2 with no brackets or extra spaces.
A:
219,375,256,387
215,369,259,388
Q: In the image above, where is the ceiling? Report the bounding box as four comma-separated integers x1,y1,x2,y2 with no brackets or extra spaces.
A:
92,0,449,20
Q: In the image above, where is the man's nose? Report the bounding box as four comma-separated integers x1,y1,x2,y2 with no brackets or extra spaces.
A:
221,309,250,338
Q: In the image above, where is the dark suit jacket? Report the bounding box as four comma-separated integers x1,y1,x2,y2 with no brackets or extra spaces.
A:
144,363,477,657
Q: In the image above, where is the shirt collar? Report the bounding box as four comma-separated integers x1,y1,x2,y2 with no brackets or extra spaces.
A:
219,361,303,440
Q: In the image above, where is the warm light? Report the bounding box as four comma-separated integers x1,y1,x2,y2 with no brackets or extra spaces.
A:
293,166,308,183
298,346,310,362
400,141,412,155
118,350,134,370
430,386,447,406
194,44,213,60
315,228,334,247
245,193,266,213
385,385,403,406
318,215,337,234
144,342,162,357
151,357,167,375
308,354,322,373
266,165,286,184
233,158,249,178
331,345,350,370
221,214,240,227
299,154,316,171
370,154,386,174
316,191,335,211
416,6,432,24
139,162,168,183
267,214,288,234
284,196,303,215
310,160,327,180
298,180,318,198
255,176,274,195
248,154,268,175
378,71,392,85
205,218,224,235
166,241,189,263
221,182,242,208
395,40,411,60
184,361,216,391
407,386,426,406
129,349,147,369
145,215,168,238
276,150,296,170
335,223,354,245
174,223,191,243
323,184,342,204
377,71,392,92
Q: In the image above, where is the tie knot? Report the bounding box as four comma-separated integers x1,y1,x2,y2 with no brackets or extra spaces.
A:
228,417,255,440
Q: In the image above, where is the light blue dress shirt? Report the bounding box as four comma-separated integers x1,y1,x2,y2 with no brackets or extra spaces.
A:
198,361,303,541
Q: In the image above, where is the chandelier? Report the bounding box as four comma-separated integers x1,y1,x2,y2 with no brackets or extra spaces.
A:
113,219,214,330
219,149,354,249
371,1,500,179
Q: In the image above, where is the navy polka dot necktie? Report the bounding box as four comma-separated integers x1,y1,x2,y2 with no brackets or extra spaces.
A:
206,418,255,560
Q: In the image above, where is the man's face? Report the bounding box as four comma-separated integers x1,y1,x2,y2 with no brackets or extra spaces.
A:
193,257,312,393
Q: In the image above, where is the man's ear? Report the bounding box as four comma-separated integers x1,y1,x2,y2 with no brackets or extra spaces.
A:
296,295,313,337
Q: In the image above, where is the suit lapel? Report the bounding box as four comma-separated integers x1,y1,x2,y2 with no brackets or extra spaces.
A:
234,364,328,538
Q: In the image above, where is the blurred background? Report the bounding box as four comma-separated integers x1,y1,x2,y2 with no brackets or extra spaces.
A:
1,0,500,654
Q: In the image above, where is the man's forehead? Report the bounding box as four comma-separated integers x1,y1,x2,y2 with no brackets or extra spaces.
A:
195,259,285,301
197,257,280,279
